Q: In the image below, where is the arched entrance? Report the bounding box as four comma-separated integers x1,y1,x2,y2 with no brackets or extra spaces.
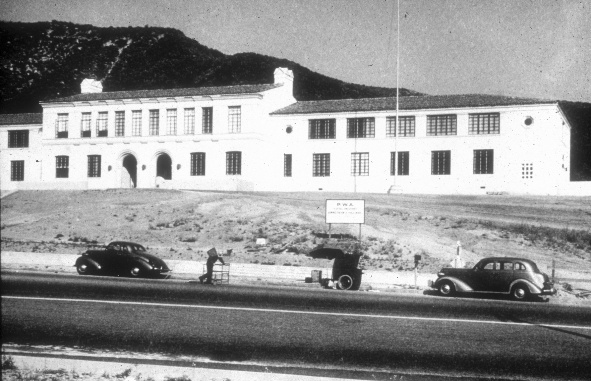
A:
121,154,137,188
156,153,172,180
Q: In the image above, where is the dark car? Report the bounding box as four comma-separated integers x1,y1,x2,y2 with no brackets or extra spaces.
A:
75,241,171,279
308,248,363,290
429,257,556,301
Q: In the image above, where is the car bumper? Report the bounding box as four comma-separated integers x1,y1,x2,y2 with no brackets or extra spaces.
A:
541,287,557,295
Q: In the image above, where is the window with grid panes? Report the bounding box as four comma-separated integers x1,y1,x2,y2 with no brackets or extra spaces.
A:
184,108,195,134
469,113,500,135
202,107,213,134
56,156,69,178
347,118,375,138
56,113,68,138
132,110,142,136
87,155,101,177
11,160,24,181
390,152,409,175
166,109,177,135
284,154,292,177
81,113,91,137
8,130,29,148
431,150,451,175
351,152,369,176
226,151,241,175
115,111,125,136
427,115,457,136
149,110,159,135
96,112,108,137
228,106,241,133
473,149,494,174
386,116,415,137
190,152,205,176
312,153,330,177
308,119,335,139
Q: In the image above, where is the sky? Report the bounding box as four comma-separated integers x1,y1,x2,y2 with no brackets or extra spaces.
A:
1,0,590,102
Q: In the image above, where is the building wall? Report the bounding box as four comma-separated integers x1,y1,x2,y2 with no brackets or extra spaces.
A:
0,124,43,190
269,104,571,195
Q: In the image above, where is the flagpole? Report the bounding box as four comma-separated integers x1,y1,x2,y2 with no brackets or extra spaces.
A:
394,0,400,190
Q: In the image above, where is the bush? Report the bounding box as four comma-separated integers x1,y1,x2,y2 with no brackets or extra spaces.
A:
2,355,17,370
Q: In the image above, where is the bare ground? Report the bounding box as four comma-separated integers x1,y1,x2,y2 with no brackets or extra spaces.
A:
1,189,590,278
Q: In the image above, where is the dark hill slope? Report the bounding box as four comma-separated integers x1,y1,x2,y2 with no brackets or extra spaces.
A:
0,20,420,113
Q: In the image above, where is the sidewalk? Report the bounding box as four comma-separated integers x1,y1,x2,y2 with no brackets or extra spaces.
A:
0,251,433,291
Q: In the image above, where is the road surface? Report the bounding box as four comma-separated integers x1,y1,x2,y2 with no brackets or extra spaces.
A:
2,271,591,380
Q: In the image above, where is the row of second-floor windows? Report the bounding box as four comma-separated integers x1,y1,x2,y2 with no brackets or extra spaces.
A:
296,149,495,178
52,106,241,139
308,113,500,139
7,130,29,148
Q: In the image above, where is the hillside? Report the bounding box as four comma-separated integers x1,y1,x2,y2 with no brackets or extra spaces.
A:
0,20,421,114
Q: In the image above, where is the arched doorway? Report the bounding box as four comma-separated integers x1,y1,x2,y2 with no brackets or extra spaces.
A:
156,153,172,180
121,154,137,188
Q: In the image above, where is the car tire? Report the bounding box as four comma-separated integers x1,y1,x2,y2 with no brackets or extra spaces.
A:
438,280,455,296
336,274,354,290
129,266,142,278
511,284,530,301
77,263,93,275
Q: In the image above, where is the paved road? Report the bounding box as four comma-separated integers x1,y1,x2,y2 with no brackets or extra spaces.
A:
3,271,591,380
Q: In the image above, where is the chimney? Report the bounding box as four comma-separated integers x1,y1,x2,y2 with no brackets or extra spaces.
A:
274,67,294,86
81,78,103,94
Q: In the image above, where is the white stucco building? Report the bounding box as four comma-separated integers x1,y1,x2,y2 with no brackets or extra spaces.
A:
0,67,582,195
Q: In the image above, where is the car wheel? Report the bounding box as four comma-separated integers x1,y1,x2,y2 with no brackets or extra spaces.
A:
336,274,354,290
511,284,530,301
438,280,455,296
130,266,142,277
77,263,92,275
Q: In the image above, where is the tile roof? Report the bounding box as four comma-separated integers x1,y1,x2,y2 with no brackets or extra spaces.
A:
0,113,43,125
45,83,282,103
271,94,557,115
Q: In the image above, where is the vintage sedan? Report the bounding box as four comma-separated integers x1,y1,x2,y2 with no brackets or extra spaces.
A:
429,257,556,301
75,241,171,279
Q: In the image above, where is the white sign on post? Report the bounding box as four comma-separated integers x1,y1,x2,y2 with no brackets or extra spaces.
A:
325,199,365,224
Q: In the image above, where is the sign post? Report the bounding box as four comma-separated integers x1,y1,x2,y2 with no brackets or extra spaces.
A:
325,199,365,239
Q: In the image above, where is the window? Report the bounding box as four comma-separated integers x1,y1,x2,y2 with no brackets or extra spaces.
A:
96,112,108,137
514,262,526,271
132,110,142,136
115,111,125,137
483,262,496,270
149,110,159,136
8,130,29,148
184,108,195,134
309,119,336,139
167,109,177,135
499,261,513,271
190,152,205,176
386,116,415,137
202,107,213,134
228,106,241,133
81,113,91,137
474,149,494,174
522,163,533,179
347,118,375,138
431,150,451,175
351,152,369,176
427,115,457,136
56,113,68,138
390,151,409,176
284,154,292,177
226,151,241,175
469,113,500,135
313,153,330,177
87,155,101,177
56,156,69,178
11,160,24,181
